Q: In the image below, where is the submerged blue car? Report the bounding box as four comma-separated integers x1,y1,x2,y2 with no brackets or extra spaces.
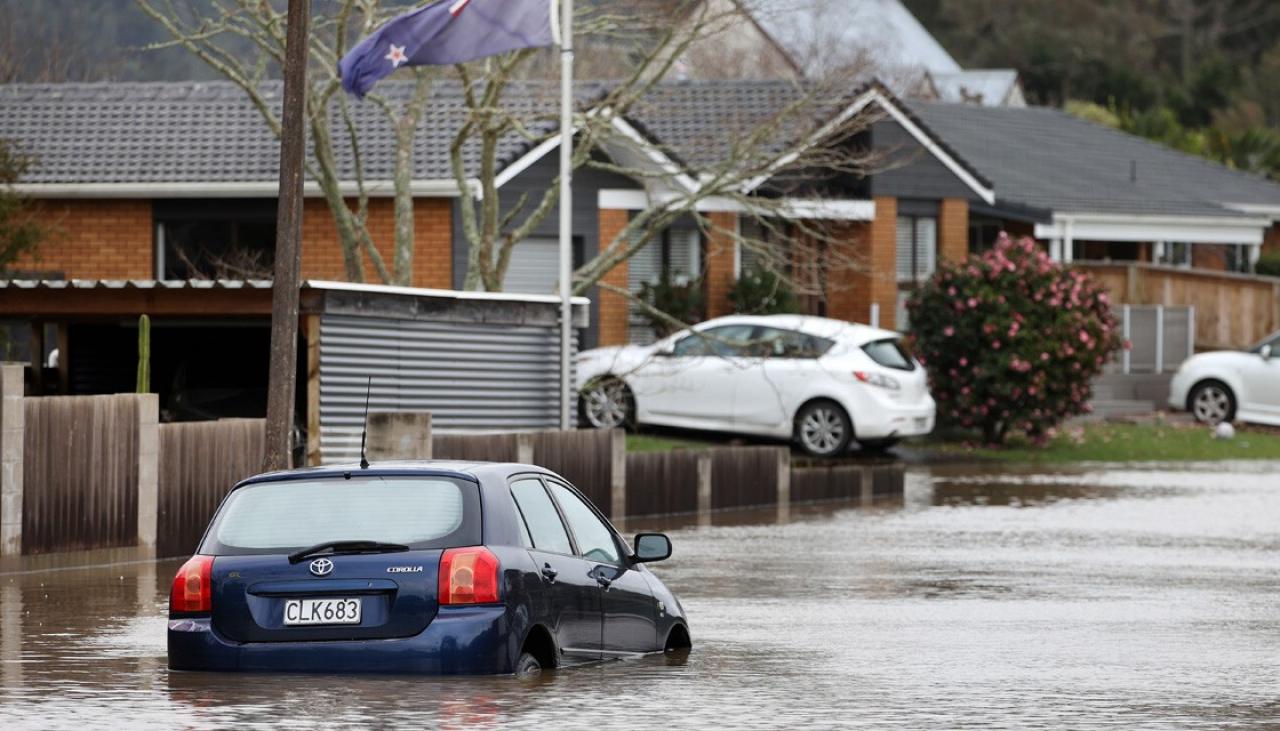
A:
167,461,690,675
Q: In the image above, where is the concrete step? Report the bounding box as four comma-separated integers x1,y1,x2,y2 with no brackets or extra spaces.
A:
1087,398,1157,419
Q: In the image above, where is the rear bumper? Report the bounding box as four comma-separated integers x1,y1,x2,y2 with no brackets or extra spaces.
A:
850,394,936,440
168,604,513,675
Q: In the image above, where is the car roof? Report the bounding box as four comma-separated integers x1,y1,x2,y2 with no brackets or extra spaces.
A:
697,314,900,344
235,460,553,488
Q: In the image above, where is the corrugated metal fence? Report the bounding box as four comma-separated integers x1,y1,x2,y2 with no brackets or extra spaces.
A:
22,395,139,555
318,314,577,464
1118,305,1194,374
157,419,265,557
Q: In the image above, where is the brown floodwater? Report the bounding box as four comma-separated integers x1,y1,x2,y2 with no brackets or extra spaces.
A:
1,461,1278,729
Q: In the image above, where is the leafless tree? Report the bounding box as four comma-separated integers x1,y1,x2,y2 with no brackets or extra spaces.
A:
138,0,884,327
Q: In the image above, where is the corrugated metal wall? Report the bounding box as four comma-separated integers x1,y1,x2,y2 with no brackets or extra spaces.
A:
318,314,577,464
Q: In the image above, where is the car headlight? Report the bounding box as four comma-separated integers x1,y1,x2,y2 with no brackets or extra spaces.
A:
853,371,901,390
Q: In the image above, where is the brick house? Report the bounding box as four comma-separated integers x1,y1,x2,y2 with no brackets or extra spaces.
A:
4,77,1279,397
0,79,992,349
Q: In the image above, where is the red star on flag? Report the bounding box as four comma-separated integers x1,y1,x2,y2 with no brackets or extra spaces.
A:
385,44,408,68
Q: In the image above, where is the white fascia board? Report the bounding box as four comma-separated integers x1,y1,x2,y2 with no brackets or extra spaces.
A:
867,90,996,205
1035,212,1270,245
597,188,874,220
16,180,470,199
606,116,701,194
1224,202,1280,220
493,134,567,190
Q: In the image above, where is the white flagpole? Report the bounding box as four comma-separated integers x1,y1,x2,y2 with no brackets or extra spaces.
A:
558,0,574,430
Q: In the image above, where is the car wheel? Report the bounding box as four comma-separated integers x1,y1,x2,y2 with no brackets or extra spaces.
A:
1189,380,1236,425
515,651,542,678
857,437,900,453
794,400,853,458
579,377,633,430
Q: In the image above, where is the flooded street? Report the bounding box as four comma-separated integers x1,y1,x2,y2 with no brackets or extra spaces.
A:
2,461,1278,729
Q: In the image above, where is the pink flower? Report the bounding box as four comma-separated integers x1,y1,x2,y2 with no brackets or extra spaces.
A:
992,340,1002,349
967,297,979,309
959,357,969,367
1040,352,1049,361
943,326,955,337
1079,329,1090,343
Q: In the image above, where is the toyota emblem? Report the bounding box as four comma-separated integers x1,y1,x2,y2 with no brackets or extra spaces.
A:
309,558,334,577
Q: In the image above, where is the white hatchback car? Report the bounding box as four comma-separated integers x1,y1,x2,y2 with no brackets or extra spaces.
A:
575,314,936,457
1168,330,1280,425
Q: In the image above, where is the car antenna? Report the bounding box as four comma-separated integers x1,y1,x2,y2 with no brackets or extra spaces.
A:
359,376,372,470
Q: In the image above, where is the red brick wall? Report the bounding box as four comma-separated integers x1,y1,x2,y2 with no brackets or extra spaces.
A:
17,199,153,279
1192,244,1230,271
821,220,871,323
16,196,452,287
866,196,899,325
597,208,631,346
300,197,452,287
939,198,969,263
703,211,737,318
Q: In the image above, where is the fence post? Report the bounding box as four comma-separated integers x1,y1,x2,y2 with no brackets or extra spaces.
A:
696,452,712,527
135,393,159,551
366,412,432,461
1187,304,1196,357
609,429,626,522
775,448,791,521
0,364,24,557
1122,304,1132,375
869,302,880,329
1155,305,1165,374
515,432,535,464
859,465,874,507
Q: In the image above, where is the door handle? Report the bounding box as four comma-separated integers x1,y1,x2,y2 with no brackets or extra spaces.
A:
541,564,558,582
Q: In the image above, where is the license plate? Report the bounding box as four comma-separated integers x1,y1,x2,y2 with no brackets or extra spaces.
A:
284,597,362,626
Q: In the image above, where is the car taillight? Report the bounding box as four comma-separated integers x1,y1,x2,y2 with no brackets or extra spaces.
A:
438,547,501,605
170,555,214,614
854,371,901,390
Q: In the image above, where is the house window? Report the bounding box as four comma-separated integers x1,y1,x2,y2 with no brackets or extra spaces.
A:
499,237,584,294
896,215,937,284
628,224,702,344
968,218,1003,253
154,200,277,280
1157,242,1191,268
1225,244,1252,274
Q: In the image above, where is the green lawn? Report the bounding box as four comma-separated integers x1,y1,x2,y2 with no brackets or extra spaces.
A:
922,421,1280,463
625,432,723,453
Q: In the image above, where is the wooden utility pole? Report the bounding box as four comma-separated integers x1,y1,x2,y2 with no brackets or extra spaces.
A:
263,0,311,472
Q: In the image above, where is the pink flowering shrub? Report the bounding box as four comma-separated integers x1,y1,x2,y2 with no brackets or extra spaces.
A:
905,233,1121,444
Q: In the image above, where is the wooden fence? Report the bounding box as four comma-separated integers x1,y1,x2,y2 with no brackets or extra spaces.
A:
709,446,789,510
432,429,624,517
791,461,904,503
157,419,265,557
1078,263,1280,350
21,395,140,555
625,451,704,517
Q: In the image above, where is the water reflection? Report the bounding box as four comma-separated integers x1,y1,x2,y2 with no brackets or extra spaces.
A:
1,461,1278,729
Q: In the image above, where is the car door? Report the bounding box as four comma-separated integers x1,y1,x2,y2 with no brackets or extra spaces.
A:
736,327,829,430
509,478,601,663
544,481,659,656
1239,335,1280,419
629,324,756,428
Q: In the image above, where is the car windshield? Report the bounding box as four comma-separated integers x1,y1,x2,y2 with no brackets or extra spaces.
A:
200,475,482,555
862,338,915,370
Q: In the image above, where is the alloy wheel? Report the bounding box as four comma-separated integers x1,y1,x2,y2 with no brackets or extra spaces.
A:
582,380,630,429
800,405,846,455
1192,385,1231,425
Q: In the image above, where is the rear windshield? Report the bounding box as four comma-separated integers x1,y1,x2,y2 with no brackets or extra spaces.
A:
862,338,915,371
199,476,481,556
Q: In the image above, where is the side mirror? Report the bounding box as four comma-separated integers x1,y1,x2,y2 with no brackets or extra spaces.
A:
633,533,672,563
1261,344,1273,360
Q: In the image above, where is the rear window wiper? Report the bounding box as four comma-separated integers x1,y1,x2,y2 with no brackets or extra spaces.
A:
288,540,411,564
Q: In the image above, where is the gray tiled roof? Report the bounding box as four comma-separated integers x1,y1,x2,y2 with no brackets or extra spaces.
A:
0,79,855,187
908,100,1280,217
0,80,577,184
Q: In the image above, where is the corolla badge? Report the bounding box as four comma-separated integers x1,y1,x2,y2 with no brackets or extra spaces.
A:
387,566,424,573
309,558,335,577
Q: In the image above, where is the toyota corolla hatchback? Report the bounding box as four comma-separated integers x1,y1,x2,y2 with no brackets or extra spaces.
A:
576,314,936,457
168,461,689,675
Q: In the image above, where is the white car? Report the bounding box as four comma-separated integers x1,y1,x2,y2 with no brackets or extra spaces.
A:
575,314,936,457
1168,330,1280,425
